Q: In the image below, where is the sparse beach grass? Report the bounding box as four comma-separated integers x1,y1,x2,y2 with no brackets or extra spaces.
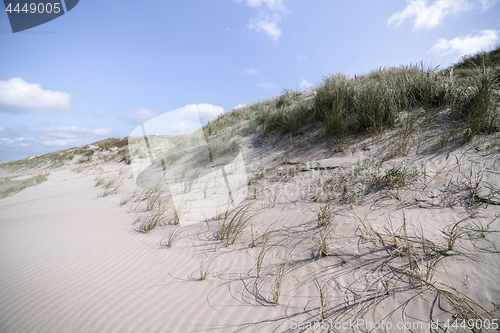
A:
161,227,183,248
311,275,328,320
272,248,292,305
0,173,50,199
217,203,259,247
6,46,497,331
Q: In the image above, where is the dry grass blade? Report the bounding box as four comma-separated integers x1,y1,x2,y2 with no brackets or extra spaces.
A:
256,242,270,278
134,204,171,233
352,211,376,242
272,256,288,305
0,173,50,199
218,203,260,246
318,202,333,227
311,276,328,320
445,217,469,251
199,250,218,281
161,227,184,248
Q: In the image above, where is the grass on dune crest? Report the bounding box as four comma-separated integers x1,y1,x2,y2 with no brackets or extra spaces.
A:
0,137,130,172
203,46,500,146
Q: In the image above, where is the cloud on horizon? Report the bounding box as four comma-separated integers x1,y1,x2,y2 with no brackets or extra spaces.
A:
236,0,285,40
0,137,30,148
248,13,282,40
236,0,285,12
169,121,191,135
179,103,224,123
296,54,308,62
131,108,159,124
429,29,499,57
299,79,313,90
480,0,498,9
0,125,115,162
42,126,114,139
0,78,71,113
257,81,275,89
244,68,259,75
232,104,247,110
40,138,82,147
388,0,471,30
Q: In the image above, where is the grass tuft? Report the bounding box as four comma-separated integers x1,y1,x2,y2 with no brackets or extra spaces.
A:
0,173,50,199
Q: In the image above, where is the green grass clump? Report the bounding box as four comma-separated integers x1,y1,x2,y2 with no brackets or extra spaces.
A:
455,65,500,142
0,173,49,199
218,203,259,246
161,227,183,248
255,89,310,136
198,250,218,281
199,46,500,146
379,163,418,190
271,247,294,305
134,204,171,233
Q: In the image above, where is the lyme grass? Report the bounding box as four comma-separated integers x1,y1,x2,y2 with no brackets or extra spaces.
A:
396,269,493,333
134,203,171,233
311,276,328,320
0,173,50,199
251,221,278,247
146,189,163,211
465,214,499,238
161,227,183,248
272,249,292,305
198,248,218,281
173,200,189,225
445,217,469,252
97,175,124,198
318,202,333,227
203,47,499,146
268,183,284,208
256,242,270,278
381,278,390,296
379,163,417,190
119,190,137,207
94,175,106,187
218,203,259,246
352,211,376,243
305,225,333,258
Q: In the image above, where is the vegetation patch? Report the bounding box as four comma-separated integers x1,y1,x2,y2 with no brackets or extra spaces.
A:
0,173,50,199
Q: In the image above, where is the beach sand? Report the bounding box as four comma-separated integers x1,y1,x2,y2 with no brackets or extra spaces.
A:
1,132,499,332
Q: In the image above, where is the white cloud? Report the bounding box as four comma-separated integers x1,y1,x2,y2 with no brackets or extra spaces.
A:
481,0,498,9
0,137,30,148
0,78,71,113
236,0,285,11
249,14,282,40
0,126,3,132
131,108,159,124
232,104,247,110
179,103,224,123
257,81,275,89
388,0,471,30
170,122,191,135
296,54,307,62
42,126,114,139
299,79,313,90
40,139,81,147
430,30,499,57
244,68,259,75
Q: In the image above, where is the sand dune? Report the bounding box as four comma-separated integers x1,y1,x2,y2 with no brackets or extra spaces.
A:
1,129,500,333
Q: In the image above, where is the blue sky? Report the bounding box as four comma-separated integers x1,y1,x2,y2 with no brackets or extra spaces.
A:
0,0,499,162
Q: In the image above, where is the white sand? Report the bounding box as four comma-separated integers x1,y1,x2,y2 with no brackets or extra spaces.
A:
1,134,500,332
